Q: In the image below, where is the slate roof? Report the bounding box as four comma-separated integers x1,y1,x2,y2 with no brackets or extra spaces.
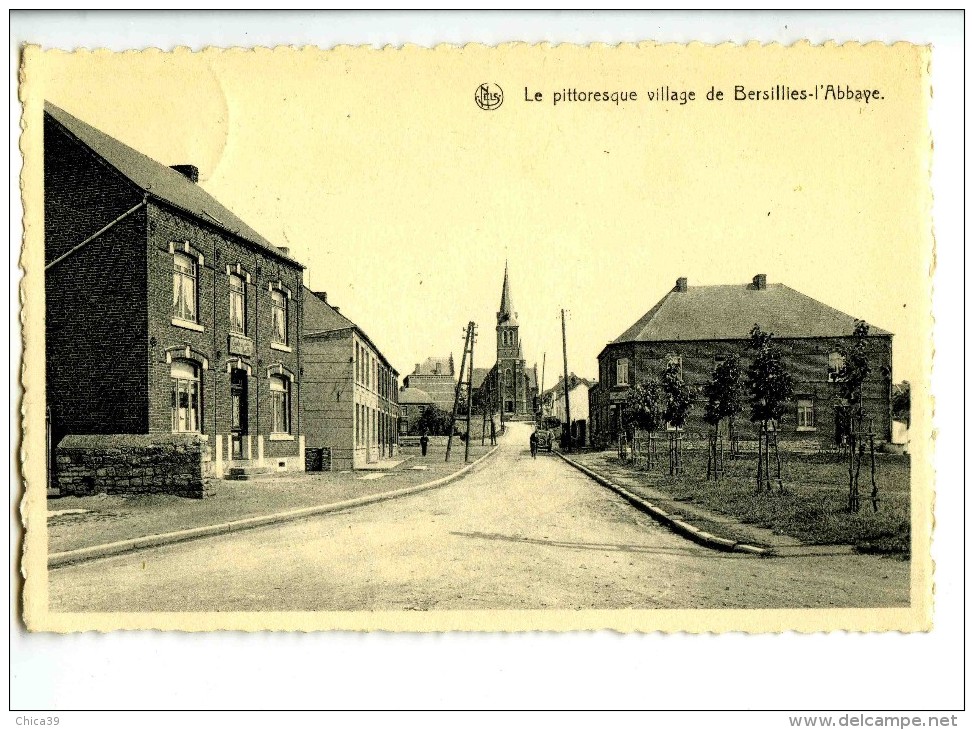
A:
303,288,356,333
542,374,594,399
44,101,301,268
613,281,891,344
303,288,398,375
413,356,454,377
497,262,518,325
470,367,491,390
399,387,432,405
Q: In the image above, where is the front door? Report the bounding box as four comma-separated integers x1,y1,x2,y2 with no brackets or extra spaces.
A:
230,369,248,459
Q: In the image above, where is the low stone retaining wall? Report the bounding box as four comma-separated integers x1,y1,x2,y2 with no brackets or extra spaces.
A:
55,434,209,498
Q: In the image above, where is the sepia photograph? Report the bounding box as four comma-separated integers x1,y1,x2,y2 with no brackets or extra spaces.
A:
12,9,964,718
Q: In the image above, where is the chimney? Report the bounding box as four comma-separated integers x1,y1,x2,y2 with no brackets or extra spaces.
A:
278,246,290,257
313,291,328,303
170,164,199,183
675,277,688,293
753,274,767,290
415,363,421,374
332,306,340,313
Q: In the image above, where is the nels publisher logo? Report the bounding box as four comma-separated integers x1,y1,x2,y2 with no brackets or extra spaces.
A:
475,83,504,111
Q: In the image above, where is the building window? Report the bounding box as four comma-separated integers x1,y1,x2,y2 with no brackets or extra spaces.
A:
172,252,198,323
269,375,291,434
828,352,845,382
229,274,246,334
271,289,288,345
505,367,513,385
171,360,201,433
616,358,630,386
797,399,815,430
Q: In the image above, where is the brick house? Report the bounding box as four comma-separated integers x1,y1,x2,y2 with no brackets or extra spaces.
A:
403,356,458,413
302,289,400,470
45,102,305,490
590,275,894,448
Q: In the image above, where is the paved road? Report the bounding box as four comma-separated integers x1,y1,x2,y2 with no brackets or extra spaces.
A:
49,422,909,611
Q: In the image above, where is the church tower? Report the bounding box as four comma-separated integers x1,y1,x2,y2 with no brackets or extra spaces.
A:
496,262,524,415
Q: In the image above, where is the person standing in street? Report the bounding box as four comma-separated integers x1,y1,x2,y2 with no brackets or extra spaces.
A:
529,429,538,458
420,432,429,457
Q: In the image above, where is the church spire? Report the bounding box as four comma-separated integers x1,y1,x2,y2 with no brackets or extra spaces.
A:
498,261,518,325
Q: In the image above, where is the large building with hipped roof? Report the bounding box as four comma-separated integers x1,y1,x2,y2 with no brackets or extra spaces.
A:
44,101,306,494
588,274,894,448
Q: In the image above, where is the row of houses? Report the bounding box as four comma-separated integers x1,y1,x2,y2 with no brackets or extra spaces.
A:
44,102,401,494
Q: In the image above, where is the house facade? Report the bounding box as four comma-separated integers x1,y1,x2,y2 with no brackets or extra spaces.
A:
403,356,458,413
302,289,399,470
542,374,593,445
590,275,894,448
45,102,305,488
398,387,433,435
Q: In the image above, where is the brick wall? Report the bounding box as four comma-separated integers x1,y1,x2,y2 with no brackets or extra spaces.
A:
55,433,209,498
596,336,894,445
302,334,354,469
145,204,304,466
45,115,150,444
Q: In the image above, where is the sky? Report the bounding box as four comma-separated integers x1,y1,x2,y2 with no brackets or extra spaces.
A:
32,43,931,386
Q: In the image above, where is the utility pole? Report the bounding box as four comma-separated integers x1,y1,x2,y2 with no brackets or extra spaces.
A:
445,322,474,463
464,324,476,463
562,309,572,453
539,353,546,426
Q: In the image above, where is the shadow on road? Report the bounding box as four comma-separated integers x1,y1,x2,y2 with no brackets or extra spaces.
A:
449,530,746,559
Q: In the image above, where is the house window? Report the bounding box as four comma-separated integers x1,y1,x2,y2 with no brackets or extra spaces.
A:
271,289,288,345
229,274,246,334
616,358,630,386
269,375,291,434
828,352,845,382
171,360,201,433
172,252,198,322
797,399,816,430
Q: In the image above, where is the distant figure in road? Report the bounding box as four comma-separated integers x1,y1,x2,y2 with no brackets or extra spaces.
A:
529,429,538,458
420,432,429,457
489,419,497,446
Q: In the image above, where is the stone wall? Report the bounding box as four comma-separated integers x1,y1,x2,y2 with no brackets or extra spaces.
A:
55,433,209,498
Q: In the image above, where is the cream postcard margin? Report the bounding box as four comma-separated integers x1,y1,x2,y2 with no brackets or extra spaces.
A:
20,42,933,632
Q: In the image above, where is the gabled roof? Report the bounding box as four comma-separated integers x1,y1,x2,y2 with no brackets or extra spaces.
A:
302,287,398,375
542,374,594,399
613,280,891,345
44,101,301,268
303,288,356,333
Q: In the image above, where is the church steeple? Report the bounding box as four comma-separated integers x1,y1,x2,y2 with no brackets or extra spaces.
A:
498,260,518,325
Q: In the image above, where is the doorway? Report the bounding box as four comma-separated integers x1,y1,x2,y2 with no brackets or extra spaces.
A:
230,369,249,459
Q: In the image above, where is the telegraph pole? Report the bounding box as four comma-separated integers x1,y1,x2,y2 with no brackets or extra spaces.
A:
562,309,572,453
539,352,546,426
446,322,474,463
464,324,476,463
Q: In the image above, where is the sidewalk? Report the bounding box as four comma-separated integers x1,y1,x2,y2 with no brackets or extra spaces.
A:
48,443,495,563
558,450,873,557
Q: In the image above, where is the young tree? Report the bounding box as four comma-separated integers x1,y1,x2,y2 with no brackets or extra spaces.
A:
702,354,744,480
746,325,794,492
414,405,453,437
660,361,696,476
838,320,873,511
622,378,664,468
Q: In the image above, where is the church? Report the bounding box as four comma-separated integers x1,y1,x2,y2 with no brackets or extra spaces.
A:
472,264,539,420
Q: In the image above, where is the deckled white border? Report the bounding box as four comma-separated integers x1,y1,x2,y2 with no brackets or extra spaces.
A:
10,10,965,716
